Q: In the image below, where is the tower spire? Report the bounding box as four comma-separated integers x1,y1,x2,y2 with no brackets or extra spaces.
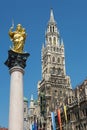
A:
49,8,55,23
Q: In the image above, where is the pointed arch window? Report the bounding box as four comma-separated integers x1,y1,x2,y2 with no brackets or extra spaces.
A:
52,56,55,62
53,37,56,44
49,37,52,44
53,26,54,32
58,68,61,75
51,67,55,74
50,26,52,32
58,57,60,63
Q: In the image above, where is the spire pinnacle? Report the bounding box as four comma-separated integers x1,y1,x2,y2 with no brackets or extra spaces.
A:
30,94,33,101
49,8,55,23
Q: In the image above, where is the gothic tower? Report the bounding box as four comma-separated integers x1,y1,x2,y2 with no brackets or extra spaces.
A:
37,9,72,130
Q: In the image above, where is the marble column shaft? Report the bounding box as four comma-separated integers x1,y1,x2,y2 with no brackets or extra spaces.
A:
9,67,24,130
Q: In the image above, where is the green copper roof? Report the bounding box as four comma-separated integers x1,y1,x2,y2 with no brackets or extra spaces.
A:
24,97,28,102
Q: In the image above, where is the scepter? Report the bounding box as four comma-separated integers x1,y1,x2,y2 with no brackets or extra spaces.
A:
10,19,14,30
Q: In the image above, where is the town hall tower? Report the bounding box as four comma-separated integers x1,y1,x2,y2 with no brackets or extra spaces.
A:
37,9,72,130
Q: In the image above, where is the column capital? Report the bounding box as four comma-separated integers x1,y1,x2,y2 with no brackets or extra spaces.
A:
5,50,29,70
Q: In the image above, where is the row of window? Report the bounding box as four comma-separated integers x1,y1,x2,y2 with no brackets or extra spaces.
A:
48,25,57,33
51,68,62,75
43,56,64,65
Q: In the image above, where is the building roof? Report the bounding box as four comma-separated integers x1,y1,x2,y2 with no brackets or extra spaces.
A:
0,128,8,130
24,97,28,102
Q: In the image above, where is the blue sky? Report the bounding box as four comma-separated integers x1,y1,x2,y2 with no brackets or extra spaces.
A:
0,0,87,128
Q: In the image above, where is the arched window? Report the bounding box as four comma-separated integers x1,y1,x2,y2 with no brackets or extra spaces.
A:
52,57,55,62
53,26,54,32
58,68,61,75
58,57,60,63
50,26,52,32
53,37,56,44
49,37,52,44
51,67,55,74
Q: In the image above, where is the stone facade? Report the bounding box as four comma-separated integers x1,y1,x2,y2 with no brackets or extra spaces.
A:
60,79,87,130
24,95,40,130
24,97,28,130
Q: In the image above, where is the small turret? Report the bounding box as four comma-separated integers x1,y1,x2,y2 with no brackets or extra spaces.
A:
29,94,34,109
49,9,56,23
45,9,60,46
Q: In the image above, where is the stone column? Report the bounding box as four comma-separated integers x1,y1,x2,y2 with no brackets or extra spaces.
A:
5,50,29,130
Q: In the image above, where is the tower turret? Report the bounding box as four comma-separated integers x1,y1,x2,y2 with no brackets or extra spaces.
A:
42,9,66,79
45,9,60,47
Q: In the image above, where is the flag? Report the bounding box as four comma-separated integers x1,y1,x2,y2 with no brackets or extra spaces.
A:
57,109,62,130
64,105,67,122
51,112,56,130
33,117,37,130
34,122,37,130
30,124,32,130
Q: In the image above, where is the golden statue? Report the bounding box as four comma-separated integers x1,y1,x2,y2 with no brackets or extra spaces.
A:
9,24,27,53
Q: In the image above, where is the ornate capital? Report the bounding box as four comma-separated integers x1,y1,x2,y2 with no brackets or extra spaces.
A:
5,50,29,69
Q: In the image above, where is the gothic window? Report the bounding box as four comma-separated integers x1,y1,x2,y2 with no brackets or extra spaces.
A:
58,57,60,63
52,56,55,62
51,67,55,74
53,67,55,74
53,37,56,44
53,47,55,51
53,26,54,32
49,37,52,44
60,90,62,94
69,98,72,104
58,68,61,75
57,47,59,52
24,108,26,112
50,26,52,32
